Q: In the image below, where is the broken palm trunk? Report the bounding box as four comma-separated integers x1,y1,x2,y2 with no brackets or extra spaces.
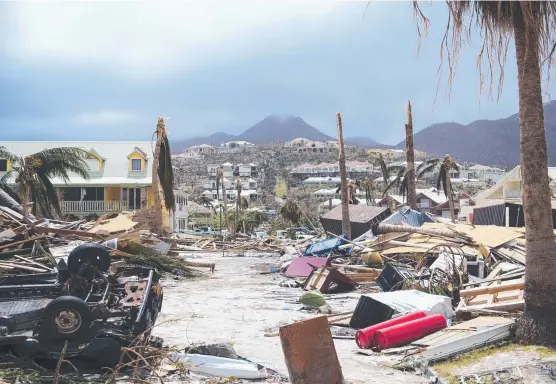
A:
280,316,344,384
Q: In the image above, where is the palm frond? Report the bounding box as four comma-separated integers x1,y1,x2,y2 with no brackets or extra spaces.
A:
36,172,62,216
158,134,176,211
280,199,302,224
33,147,90,181
399,173,410,201
416,158,440,178
378,154,390,189
0,147,20,163
437,164,450,197
383,170,403,198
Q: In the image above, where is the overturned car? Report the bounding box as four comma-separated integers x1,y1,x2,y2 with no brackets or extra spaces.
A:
0,243,163,367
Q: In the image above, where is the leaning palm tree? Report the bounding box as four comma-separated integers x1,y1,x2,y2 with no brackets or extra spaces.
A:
0,146,90,219
152,117,176,235
411,1,556,344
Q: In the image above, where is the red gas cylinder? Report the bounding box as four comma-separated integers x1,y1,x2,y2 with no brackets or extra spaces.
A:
355,311,427,349
374,314,447,351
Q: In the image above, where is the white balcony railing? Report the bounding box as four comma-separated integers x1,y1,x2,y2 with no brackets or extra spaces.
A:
61,200,128,213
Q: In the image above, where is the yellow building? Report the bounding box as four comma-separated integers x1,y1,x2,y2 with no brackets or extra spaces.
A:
0,141,187,232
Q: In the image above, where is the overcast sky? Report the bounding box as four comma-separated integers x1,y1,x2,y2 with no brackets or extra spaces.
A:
0,1,552,144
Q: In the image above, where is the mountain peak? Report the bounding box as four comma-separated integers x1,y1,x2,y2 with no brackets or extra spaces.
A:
264,114,299,123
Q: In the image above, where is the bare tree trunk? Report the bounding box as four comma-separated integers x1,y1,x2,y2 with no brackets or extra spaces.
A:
513,9,556,346
446,176,455,223
23,183,31,219
336,112,351,239
152,118,164,236
405,101,417,210
221,178,229,231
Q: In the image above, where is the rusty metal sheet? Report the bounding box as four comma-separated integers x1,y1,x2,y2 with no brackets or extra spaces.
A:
279,316,344,384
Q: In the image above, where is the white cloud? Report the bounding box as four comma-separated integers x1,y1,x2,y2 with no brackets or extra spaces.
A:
4,1,340,78
74,110,139,125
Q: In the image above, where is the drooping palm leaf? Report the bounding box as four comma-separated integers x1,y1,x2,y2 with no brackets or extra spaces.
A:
158,133,176,211
0,146,90,219
378,154,390,189
32,147,90,182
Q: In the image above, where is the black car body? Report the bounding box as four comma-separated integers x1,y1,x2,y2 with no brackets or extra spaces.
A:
0,243,163,367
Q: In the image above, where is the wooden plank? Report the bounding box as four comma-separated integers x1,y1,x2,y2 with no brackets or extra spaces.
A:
13,255,55,272
0,236,46,251
33,226,105,240
460,280,524,298
456,300,524,313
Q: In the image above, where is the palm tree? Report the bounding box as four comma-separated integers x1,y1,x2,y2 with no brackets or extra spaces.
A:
405,101,417,210
336,180,360,204
280,199,302,225
152,117,176,235
0,146,90,219
378,154,396,211
215,168,229,232
336,112,351,239
362,178,376,206
414,155,459,223
412,1,556,344
234,178,242,235
383,158,442,203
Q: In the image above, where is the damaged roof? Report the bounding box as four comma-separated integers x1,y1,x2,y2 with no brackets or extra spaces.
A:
321,205,389,224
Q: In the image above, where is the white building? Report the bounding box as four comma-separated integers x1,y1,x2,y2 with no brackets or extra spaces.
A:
464,164,506,182
173,190,189,233
290,161,373,178
285,138,314,148
184,144,216,155
0,141,181,233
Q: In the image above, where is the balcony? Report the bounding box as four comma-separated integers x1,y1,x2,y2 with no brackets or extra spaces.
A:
61,200,130,214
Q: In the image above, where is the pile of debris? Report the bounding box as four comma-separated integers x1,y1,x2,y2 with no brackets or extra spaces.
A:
270,217,533,382
0,203,211,380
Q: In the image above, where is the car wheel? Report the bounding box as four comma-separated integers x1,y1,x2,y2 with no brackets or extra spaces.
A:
67,243,111,275
39,296,94,347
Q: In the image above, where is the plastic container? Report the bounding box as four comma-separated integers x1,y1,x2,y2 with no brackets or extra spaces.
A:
355,311,427,349
374,314,447,351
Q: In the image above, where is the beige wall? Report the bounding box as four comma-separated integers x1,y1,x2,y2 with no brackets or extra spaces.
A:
105,186,121,201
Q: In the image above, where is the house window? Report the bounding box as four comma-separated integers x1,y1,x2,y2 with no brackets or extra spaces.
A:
131,159,142,171
0,160,7,172
86,158,99,171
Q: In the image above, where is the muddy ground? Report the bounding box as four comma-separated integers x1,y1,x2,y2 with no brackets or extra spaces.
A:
153,254,428,384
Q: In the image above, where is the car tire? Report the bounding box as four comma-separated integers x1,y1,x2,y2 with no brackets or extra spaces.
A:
39,296,94,346
67,243,111,275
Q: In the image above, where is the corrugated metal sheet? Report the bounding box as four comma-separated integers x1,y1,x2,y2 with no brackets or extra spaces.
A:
382,207,434,227
472,203,505,226
473,202,556,228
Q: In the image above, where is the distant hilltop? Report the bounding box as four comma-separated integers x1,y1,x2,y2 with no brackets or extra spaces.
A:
172,101,556,167
171,114,385,153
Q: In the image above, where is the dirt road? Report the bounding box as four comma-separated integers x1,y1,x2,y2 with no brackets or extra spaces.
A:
154,254,427,383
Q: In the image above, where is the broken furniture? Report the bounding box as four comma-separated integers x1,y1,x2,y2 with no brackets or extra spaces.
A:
303,266,357,294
